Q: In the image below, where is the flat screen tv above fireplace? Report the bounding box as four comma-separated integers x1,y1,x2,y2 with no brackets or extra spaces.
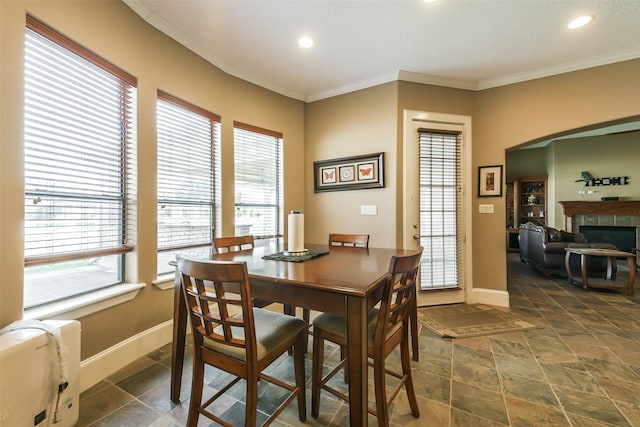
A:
579,225,638,253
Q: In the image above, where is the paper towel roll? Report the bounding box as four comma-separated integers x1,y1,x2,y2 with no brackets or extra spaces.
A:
288,210,305,253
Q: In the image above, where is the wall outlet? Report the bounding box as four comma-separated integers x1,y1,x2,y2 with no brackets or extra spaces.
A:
360,205,377,215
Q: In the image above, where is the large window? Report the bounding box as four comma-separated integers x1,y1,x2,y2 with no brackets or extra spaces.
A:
233,122,283,244
418,129,462,289
156,92,221,275
24,16,137,308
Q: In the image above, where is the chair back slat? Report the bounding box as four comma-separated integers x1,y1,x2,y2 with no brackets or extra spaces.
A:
328,233,369,248
177,256,257,354
375,248,423,346
214,235,255,253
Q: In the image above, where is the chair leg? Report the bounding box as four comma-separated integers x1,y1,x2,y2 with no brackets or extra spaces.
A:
340,346,349,383
187,358,204,427
294,332,307,422
401,333,420,417
411,293,419,361
245,369,258,427
311,329,325,419
373,350,389,427
303,308,311,351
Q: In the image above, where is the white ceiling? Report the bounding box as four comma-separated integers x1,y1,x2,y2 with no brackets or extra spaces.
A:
124,0,640,103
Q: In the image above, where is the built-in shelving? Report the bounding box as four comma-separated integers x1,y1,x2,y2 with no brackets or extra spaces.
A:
506,175,548,252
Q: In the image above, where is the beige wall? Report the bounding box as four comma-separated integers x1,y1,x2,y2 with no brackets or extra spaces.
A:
2,0,639,359
0,1,305,358
474,60,640,291
304,83,398,247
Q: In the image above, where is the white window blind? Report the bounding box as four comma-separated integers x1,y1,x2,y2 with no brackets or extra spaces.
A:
156,91,221,275
418,129,463,289
24,16,137,308
233,122,283,242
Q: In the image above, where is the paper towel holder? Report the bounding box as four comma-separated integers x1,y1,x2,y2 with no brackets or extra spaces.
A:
284,210,309,256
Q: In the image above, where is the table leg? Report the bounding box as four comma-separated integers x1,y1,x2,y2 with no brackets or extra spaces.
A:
580,254,589,291
346,295,368,427
171,269,187,403
626,255,637,296
565,251,574,285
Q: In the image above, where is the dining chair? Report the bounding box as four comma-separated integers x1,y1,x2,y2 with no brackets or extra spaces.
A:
176,256,307,427
328,233,370,248
328,233,420,361
214,235,272,308
214,235,255,253
298,233,371,348
310,248,423,426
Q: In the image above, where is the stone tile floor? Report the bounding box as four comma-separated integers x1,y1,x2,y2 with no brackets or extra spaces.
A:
77,254,640,426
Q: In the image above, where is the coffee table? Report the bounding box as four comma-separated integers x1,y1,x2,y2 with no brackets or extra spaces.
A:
564,247,637,295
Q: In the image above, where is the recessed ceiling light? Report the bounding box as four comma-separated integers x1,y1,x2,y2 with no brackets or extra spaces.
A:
568,15,593,29
298,36,314,48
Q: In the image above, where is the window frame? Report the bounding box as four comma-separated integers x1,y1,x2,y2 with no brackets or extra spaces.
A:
23,15,137,308
156,91,221,276
233,122,284,243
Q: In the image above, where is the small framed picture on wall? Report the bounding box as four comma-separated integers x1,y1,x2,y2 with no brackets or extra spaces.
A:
478,165,503,197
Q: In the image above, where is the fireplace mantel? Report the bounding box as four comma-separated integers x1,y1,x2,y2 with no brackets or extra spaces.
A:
559,200,640,231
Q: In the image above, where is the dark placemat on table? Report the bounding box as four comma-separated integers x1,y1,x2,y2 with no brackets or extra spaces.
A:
262,248,329,262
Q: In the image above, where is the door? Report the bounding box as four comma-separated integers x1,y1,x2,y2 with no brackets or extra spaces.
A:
403,110,472,306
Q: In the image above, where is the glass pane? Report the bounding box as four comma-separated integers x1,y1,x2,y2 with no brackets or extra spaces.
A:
24,255,120,308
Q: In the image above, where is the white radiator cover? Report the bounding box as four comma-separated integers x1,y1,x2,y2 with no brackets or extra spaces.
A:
0,320,80,427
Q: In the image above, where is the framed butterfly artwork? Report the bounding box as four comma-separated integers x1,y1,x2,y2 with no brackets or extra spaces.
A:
314,152,384,192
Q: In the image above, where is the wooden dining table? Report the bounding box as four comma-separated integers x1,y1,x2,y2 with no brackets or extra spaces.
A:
170,242,420,426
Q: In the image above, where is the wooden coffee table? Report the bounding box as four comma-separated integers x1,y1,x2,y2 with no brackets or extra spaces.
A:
564,247,637,296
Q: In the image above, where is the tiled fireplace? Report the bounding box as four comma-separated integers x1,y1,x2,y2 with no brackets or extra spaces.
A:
559,201,640,262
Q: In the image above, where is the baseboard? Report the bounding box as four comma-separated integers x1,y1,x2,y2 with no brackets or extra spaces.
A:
79,320,174,392
469,288,510,308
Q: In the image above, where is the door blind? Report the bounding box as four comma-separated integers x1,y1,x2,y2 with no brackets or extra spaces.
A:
418,129,463,289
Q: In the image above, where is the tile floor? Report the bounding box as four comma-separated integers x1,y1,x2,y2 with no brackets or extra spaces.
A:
77,253,640,426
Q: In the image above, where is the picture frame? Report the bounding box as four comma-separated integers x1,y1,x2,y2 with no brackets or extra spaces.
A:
314,152,384,192
478,165,503,197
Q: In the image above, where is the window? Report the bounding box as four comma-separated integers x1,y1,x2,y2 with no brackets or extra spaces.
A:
24,16,137,308
233,122,283,244
156,92,221,275
418,129,462,289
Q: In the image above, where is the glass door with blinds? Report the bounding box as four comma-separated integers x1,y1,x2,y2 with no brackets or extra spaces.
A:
403,110,471,306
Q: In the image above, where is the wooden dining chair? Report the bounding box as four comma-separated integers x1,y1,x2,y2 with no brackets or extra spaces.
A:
328,233,370,248
214,235,272,308
327,233,420,361
298,233,371,348
176,256,307,427
214,235,255,253
310,248,423,426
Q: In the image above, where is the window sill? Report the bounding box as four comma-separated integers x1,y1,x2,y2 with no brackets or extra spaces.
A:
152,274,174,291
24,283,145,321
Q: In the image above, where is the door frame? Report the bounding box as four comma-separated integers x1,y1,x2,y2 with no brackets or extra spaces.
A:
402,109,473,306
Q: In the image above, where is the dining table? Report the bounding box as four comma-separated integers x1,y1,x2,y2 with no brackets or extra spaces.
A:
170,242,421,426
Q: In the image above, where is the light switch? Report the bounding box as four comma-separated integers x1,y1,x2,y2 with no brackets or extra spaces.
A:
360,205,377,215
479,204,494,214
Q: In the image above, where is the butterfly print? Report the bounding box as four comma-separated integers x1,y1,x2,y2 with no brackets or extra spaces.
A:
359,167,372,177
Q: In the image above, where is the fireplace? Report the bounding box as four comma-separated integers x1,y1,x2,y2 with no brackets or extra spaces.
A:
559,201,640,264
579,225,638,253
